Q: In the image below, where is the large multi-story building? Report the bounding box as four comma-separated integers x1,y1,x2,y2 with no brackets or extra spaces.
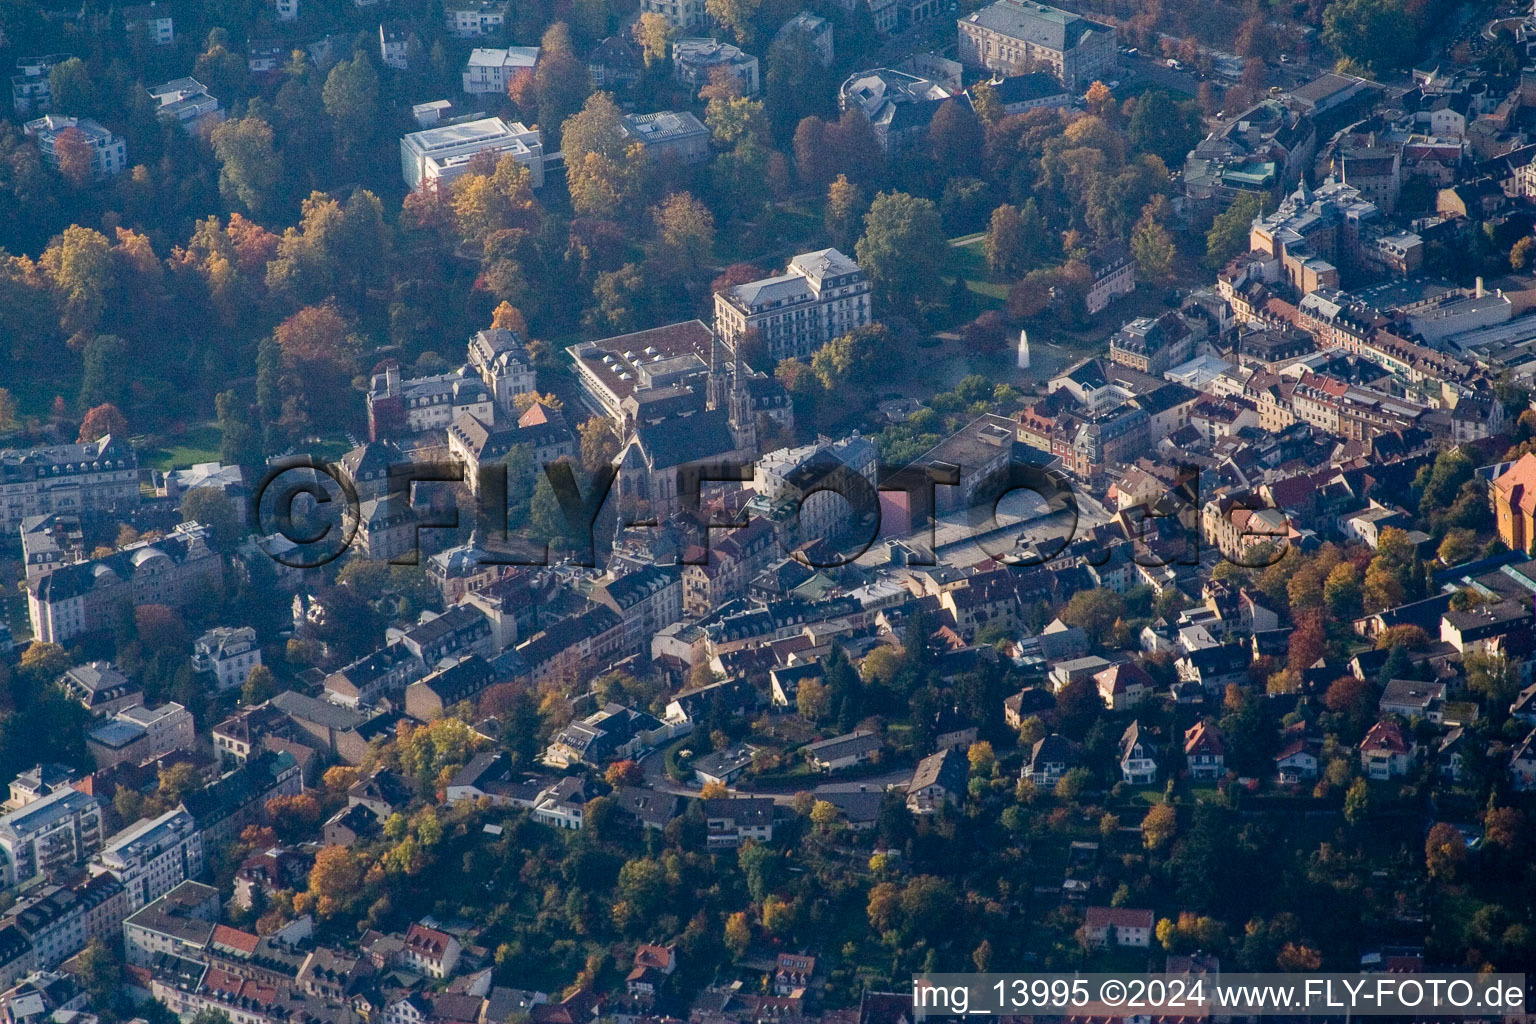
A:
748,435,879,551
622,111,711,164
0,789,104,889
28,522,222,644
12,55,68,115
838,68,956,156
957,0,1115,89
93,808,204,911
1249,179,1379,296
466,327,537,415
86,702,195,770
462,47,541,96
1,874,126,970
672,38,760,96
444,0,509,37
640,0,709,33
714,249,872,362
0,435,139,534
367,365,496,440
191,626,262,691
401,116,544,192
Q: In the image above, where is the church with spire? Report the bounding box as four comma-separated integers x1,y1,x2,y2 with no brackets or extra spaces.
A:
613,329,787,518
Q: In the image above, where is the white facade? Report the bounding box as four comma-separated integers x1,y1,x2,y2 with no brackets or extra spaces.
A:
23,115,127,179
641,0,709,31
400,116,545,191
93,808,204,911
714,248,872,361
0,789,104,889
445,1,508,38
461,47,540,95
192,626,262,691
672,38,760,96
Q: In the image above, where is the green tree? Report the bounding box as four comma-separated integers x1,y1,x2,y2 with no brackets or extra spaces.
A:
1127,90,1203,166
1206,192,1262,268
1343,777,1370,824
216,390,259,467
181,486,243,549
47,58,92,116
825,174,867,253
242,664,279,705
322,56,380,163
211,114,282,217
855,191,945,309
985,204,1028,276
78,334,128,412
1131,201,1176,283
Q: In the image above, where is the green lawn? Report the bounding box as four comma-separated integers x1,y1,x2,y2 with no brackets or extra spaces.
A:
947,234,1011,304
138,422,223,471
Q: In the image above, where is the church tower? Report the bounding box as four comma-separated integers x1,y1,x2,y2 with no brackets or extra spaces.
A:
727,342,757,453
706,332,730,413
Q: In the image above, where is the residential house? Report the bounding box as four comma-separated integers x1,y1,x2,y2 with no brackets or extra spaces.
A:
702,797,775,848
1026,734,1079,787
1360,719,1417,780
404,655,496,722
672,38,759,96
804,731,882,772
403,922,462,979
1081,906,1154,948
57,662,142,714
192,627,261,691
1183,721,1225,781
1095,661,1153,711
1118,721,1157,785
462,47,540,96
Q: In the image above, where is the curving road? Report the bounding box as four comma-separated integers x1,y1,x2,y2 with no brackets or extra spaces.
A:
637,743,914,805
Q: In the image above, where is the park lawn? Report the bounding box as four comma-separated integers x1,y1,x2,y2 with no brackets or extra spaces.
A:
139,422,223,471
947,234,1010,305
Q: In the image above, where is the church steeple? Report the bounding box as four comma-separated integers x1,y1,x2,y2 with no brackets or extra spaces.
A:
728,340,756,452
706,332,729,413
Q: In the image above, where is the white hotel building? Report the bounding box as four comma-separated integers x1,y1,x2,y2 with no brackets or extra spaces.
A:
713,248,873,362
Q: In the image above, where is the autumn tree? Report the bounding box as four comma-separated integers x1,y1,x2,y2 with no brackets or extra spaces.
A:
534,24,591,147
300,845,366,918
78,403,126,442
53,127,95,188
40,225,114,343
635,12,674,65
649,192,715,280
242,665,279,705
579,416,619,473
1142,803,1177,850
1425,821,1466,880
272,304,360,430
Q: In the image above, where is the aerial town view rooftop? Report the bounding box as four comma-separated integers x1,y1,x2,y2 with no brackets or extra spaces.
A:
0,0,1533,1020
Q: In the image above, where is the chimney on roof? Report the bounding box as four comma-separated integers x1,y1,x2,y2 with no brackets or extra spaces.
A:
1475,276,1485,297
